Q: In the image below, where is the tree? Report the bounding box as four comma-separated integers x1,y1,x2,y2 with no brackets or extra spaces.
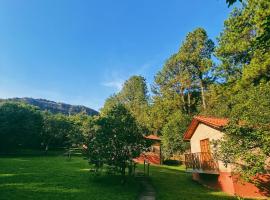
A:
178,28,215,110
215,0,270,84
100,94,121,116
154,54,192,114
161,111,191,160
87,104,145,178
0,102,43,152
119,76,149,128
41,113,74,151
212,82,270,180
68,113,96,145
101,75,150,130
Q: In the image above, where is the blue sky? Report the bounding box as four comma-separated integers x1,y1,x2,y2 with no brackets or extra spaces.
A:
0,0,234,111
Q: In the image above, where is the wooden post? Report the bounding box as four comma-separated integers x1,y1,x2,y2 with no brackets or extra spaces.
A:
133,163,136,176
144,160,146,175
147,163,150,176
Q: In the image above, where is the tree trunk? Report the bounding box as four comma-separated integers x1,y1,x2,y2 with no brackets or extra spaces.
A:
45,144,49,154
121,163,126,184
187,91,191,114
180,87,187,112
200,80,206,110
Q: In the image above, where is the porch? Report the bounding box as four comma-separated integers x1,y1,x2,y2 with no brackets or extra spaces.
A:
184,152,219,174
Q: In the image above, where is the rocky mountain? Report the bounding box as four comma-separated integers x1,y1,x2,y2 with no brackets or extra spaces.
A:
0,97,99,116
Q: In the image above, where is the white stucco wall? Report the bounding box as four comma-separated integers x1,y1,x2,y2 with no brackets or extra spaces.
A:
190,123,232,172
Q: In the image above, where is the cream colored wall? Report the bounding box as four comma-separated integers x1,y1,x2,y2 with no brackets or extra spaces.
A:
190,123,232,172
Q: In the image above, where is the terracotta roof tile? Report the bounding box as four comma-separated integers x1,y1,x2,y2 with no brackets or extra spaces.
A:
194,116,228,127
183,115,229,141
144,134,161,141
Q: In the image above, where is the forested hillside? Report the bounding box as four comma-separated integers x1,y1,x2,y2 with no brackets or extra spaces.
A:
0,97,98,116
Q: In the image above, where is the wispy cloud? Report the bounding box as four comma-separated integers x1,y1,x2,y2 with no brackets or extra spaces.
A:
102,79,124,91
101,59,158,92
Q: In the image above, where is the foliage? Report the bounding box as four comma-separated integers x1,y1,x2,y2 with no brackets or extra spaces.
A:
178,28,215,110
215,0,270,84
41,113,74,150
87,104,145,176
153,28,214,114
212,82,270,180
208,0,270,179
161,112,191,159
0,102,94,153
0,102,43,151
101,76,150,131
149,28,214,157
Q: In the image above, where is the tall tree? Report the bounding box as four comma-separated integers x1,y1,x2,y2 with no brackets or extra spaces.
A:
101,75,150,130
215,0,270,84
178,28,215,110
153,54,195,114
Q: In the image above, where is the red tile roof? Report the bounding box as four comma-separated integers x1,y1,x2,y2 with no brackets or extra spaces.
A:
183,115,229,141
133,152,161,165
144,134,161,141
194,116,228,127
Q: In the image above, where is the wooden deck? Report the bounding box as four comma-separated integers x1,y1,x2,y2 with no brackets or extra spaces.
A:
184,152,219,174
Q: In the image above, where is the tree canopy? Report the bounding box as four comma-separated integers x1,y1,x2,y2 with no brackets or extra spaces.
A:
87,104,145,176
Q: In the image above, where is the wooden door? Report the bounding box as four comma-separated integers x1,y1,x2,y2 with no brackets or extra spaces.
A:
200,139,210,153
200,139,211,169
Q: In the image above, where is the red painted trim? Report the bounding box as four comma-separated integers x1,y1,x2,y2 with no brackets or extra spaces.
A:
191,172,270,198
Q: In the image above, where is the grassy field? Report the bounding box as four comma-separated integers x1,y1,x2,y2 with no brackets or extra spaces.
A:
0,155,242,200
0,156,139,200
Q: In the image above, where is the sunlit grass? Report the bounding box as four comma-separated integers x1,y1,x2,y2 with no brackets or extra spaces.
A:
0,156,139,200
0,156,254,200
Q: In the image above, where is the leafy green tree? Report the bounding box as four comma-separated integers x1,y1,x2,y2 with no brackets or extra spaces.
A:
215,0,270,84
100,94,121,116
0,102,43,151
212,82,270,180
101,76,150,130
68,113,96,145
119,76,149,127
161,112,191,160
41,113,73,151
87,104,145,177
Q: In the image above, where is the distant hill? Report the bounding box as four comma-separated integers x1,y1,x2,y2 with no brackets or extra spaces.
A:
0,97,99,116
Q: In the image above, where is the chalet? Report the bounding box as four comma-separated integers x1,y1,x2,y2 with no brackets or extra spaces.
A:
133,134,161,165
183,116,270,198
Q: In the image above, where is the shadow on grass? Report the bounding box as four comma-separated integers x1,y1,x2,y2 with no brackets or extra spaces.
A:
147,165,242,200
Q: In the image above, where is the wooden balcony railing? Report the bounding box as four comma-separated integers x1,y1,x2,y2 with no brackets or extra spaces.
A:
184,152,219,172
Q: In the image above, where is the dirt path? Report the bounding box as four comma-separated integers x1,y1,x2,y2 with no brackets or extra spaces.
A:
136,176,156,200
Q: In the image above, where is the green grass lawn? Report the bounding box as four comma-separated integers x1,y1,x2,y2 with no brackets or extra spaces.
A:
0,155,248,200
0,156,139,200
147,165,240,200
